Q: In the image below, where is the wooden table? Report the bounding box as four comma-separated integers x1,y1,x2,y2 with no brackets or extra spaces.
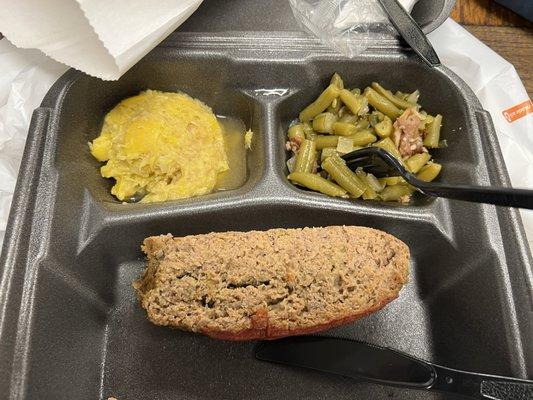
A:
452,0,532,97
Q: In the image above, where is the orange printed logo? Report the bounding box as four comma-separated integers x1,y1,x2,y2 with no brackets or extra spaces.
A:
502,99,532,123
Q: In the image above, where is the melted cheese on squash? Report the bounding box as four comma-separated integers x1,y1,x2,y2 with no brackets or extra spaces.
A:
89,90,229,203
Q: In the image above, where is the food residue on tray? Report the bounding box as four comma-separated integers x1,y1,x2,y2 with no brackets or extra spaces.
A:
89,90,249,203
286,73,444,203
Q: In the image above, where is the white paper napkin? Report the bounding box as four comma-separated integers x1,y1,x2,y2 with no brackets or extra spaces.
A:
0,0,203,80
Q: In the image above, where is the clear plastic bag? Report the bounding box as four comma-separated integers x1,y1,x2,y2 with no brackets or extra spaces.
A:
288,0,418,57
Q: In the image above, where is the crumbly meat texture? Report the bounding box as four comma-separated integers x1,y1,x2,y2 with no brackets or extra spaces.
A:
392,108,424,158
134,226,409,340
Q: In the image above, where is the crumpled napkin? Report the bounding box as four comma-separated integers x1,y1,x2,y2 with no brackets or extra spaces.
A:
0,0,203,80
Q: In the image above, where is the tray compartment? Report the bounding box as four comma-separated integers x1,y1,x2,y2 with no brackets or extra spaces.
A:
20,203,522,400
274,57,484,207
51,56,266,206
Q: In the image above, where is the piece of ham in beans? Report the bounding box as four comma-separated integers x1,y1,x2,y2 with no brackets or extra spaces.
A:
392,108,425,158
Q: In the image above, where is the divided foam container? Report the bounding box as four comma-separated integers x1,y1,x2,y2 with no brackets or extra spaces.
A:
1,1,532,399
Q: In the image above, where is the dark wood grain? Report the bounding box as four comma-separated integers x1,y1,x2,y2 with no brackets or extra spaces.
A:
452,0,532,26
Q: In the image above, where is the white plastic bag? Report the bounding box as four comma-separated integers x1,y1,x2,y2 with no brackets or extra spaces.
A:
0,40,68,249
288,0,418,57
428,19,533,248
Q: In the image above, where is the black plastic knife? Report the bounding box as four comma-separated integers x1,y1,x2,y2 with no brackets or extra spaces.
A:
255,336,533,399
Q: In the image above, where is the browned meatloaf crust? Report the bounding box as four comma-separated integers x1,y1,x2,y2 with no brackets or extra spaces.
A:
134,226,409,340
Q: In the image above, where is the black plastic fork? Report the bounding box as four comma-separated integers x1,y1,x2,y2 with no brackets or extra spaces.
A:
341,147,533,209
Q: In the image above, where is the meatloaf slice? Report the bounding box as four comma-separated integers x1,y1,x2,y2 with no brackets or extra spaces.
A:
134,226,409,340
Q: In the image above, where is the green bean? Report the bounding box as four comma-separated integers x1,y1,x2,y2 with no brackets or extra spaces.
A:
333,122,358,136
312,112,337,134
288,172,348,198
300,122,317,141
423,114,442,148
374,137,402,160
339,89,365,115
395,91,408,100
294,139,316,173
364,87,402,119
380,184,414,202
327,97,342,115
366,172,385,192
322,155,366,198
338,113,358,124
315,135,340,150
299,84,340,122
416,162,442,182
336,136,354,154
330,73,344,90
353,118,370,131
369,111,385,127
374,116,393,138
288,124,306,141
406,90,420,104
349,130,377,146
355,169,378,200
372,82,417,110
320,147,337,162
378,176,406,186
405,153,431,173
351,88,361,96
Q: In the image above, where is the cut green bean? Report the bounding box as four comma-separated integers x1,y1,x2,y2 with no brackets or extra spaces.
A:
364,87,402,119
366,172,385,192
349,130,377,147
351,88,361,96
353,118,370,131
288,172,348,198
320,147,337,162
372,82,418,110
378,176,405,186
380,184,414,202
299,84,340,122
405,153,431,173
374,137,402,160
332,122,358,136
312,112,337,134
336,136,354,154
355,169,378,200
330,73,344,90
338,113,358,124
374,116,393,138
416,162,442,182
322,155,366,198
288,124,306,141
369,111,385,127
406,90,420,104
423,114,442,148
294,139,316,173
339,89,365,115
327,97,342,114
315,135,340,150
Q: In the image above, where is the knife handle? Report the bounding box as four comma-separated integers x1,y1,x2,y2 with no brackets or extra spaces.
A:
430,364,533,399
377,0,440,67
